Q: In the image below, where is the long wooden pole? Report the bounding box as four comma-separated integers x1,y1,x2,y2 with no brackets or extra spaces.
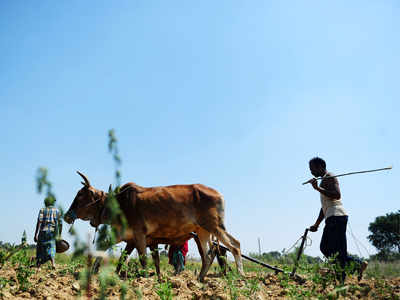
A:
302,166,392,185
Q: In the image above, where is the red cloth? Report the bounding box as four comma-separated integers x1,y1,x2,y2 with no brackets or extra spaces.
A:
168,240,189,265
180,240,189,257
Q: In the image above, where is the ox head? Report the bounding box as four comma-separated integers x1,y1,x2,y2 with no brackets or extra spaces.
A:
64,171,105,226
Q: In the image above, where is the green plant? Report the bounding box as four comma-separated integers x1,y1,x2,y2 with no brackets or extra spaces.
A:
98,265,119,300
0,276,10,297
134,288,143,300
156,280,173,300
96,129,128,251
224,269,240,300
119,281,128,300
7,236,35,292
57,259,84,276
0,249,8,268
242,277,260,297
15,264,34,292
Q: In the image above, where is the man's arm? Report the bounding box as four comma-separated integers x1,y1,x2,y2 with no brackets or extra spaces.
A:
57,212,63,238
34,220,41,243
310,176,341,200
310,208,324,232
35,209,43,243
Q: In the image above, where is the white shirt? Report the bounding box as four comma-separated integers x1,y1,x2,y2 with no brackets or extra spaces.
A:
320,192,347,219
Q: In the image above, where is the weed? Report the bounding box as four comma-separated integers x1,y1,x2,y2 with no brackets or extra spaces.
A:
15,264,34,292
119,281,128,300
0,276,10,297
242,277,260,297
134,287,143,300
98,265,119,300
156,280,173,300
224,269,240,300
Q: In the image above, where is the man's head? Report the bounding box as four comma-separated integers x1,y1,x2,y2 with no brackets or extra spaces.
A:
309,157,327,177
44,196,56,207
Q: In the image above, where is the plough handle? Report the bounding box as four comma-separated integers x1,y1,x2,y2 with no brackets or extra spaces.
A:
291,228,309,277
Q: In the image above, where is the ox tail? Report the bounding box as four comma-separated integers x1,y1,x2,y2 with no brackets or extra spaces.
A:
217,194,226,230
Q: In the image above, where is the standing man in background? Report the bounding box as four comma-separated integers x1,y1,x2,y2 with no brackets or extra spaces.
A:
307,157,367,282
34,196,62,269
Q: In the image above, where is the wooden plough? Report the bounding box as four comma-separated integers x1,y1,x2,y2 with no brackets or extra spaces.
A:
194,229,309,283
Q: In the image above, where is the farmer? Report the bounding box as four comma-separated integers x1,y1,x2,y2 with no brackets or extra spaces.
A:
34,196,62,269
168,240,189,275
307,157,367,281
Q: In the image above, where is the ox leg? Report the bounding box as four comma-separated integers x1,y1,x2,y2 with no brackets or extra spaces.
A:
208,244,218,272
116,241,135,275
217,248,228,275
213,228,244,276
135,234,148,271
209,241,228,275
149,244,161,281
191,233,205,266
196,228,213,282
216,247,228,275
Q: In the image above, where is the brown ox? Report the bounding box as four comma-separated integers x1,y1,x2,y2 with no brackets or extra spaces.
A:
64,172,243,281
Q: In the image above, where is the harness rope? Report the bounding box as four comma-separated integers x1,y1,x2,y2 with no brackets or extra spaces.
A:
283,233,312,256
348,221,371,258
283,223,369,262
284,224,369,261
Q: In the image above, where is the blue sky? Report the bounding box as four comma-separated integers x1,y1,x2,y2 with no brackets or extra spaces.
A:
0,1,398,259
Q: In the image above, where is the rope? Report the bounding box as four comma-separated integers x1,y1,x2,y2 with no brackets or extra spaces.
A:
283,233,312,256
348,222,371,258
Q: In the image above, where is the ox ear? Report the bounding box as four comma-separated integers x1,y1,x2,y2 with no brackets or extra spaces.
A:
77,171,91,187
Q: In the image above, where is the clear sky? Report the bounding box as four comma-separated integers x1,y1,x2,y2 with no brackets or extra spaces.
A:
1,1,398,259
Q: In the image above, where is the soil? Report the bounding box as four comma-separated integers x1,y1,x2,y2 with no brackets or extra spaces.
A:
1,264,399,299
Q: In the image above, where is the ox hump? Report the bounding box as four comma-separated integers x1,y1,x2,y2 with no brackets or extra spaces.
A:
193,184,223,198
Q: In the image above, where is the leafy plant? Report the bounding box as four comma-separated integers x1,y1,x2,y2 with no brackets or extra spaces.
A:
134,287,143,300
0,277,10,297
98,265,119,300
96,129,128,250
11,239,34,292
15,264,34,292
224,269,241,300
156,280,173,300
242,277,260,297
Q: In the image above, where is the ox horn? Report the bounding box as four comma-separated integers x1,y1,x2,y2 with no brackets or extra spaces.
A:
77,171,91,187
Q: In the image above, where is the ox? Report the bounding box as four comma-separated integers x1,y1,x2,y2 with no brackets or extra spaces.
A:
64,172,243,281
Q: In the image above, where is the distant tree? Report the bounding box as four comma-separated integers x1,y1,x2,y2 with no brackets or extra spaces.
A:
249,249,322,265
265,251,281,260
368,210,400,260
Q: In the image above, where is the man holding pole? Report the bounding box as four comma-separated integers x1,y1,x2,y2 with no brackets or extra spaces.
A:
307,157,367,282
